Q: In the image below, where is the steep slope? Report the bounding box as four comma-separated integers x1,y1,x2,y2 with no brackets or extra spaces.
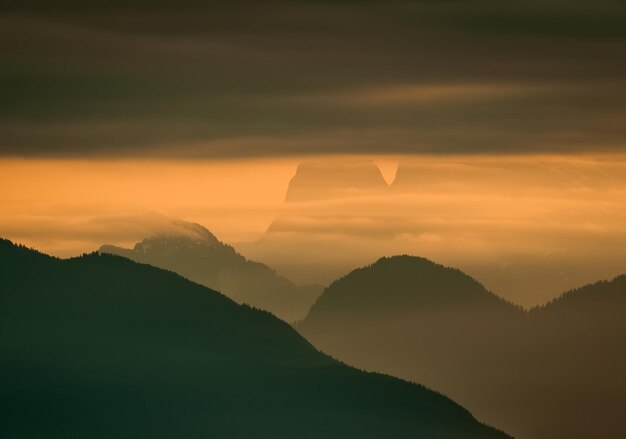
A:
298,256,626,438
100,222,320,322
0,239,507,439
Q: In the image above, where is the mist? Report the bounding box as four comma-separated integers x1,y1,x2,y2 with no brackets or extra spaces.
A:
2,154,625,307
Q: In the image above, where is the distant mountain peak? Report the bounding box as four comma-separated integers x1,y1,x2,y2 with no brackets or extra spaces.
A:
100,220,224,260
129,235,219,258
99,220,320,322
166,220,220,244
285,160,389,203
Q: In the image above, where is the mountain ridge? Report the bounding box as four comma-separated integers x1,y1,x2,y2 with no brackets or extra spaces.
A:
99,221,321,322
0,238,508,439
530,274,626,314
298,254,626,438
300,255,523,327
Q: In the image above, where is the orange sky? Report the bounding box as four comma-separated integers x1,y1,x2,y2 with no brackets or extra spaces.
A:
1,154,625,306
0,157,299,253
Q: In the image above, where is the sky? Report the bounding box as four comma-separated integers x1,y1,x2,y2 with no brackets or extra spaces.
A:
1,1,625,306
1,0,625,157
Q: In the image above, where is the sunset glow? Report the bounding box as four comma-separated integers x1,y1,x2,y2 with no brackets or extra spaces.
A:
2,153,625,306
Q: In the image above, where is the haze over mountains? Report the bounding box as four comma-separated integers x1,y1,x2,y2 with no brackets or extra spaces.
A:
2,156,624,308
100,221,320,322
0,239,508,439
242,157,626,308
283,161,389,203
298,256,626,438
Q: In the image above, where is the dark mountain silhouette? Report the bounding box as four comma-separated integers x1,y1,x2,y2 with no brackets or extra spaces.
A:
284,161,388,203
100,221,320,322
521,275,626,438
298,256,626,438
0,239,507,439
302,256,521,324
531,275,626,316
298,256,525,435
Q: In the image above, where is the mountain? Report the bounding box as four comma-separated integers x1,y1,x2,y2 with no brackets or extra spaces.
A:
298,256,626,438
302,256,521,323
521,276,626,438
100,221,320,322
0,239,507,439
531,275,626,317
298,256,525,434
284,161,388,203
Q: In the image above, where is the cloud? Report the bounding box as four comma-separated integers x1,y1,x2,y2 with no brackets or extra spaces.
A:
1,1,625,157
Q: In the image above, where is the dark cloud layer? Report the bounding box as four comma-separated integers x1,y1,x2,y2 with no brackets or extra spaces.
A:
1,1,625,157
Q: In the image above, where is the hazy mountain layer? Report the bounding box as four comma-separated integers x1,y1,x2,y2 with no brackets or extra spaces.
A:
298,256,626,438
100,222,320,322
283,161,389,203
252,157,626,309
0,239,507,439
